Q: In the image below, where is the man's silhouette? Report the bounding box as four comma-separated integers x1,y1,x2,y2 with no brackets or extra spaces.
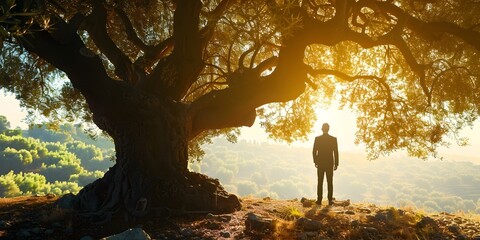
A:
312,123,339,206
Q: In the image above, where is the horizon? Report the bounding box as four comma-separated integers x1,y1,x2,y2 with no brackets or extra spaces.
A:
2,91,480,163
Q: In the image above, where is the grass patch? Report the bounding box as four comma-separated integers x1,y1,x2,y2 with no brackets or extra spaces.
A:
277,205,304,221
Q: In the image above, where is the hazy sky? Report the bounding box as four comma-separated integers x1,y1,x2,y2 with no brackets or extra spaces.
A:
1,92,479,162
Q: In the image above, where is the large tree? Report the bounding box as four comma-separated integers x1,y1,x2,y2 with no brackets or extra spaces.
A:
1,0,479,221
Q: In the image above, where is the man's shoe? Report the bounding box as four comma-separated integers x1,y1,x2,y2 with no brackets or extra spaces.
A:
328,200,334,206
315,200,322,206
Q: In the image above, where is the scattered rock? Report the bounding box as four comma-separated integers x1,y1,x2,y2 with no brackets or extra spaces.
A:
220,231,231,238
358,207,372,214
297,232,308,240
416,216,437,229
371,209,395,222
362,227,379,238
345,210,355,215
456,235,467,240
448,224,460,234
296,217,322,231
100,228,151,240
245,212,274,232
351,220,360,228
205,213,232,222
334,199,351,207
202,220,222,230
181,228,194,237
300,197,315,208
472,236,480,240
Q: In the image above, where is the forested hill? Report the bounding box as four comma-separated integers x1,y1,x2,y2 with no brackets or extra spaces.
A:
0,115,114,197
191,139,480,214
1,115,479,214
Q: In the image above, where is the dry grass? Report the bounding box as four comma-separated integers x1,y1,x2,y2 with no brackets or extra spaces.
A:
277,205,304,221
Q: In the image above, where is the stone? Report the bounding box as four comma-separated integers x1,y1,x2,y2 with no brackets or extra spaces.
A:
297,232,308,240
219,215,232,222
472,236,480,240
181,228,194,237
100,228,152,240
358,207,372,214
416,216,437,229
296,217,322,231
351,220,360,228
300,197,314,208
447,224,460,234
245,212,274,232
345,210,355,215
203,220,222,229
372,210,393,222
220,231,231,238
362,227,379,238
456,235,467,240
205,213,232,222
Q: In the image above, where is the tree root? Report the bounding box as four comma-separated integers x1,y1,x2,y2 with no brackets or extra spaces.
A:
67,165,241,223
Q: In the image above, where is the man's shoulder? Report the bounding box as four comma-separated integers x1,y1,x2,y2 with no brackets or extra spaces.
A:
327,135,337,141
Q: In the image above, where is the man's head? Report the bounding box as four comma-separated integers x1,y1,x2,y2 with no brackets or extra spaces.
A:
322,123,330,134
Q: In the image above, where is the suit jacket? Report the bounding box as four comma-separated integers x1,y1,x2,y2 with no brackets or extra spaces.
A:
312,134,339,168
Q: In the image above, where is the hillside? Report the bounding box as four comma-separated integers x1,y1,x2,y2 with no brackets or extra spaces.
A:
0,196,479,239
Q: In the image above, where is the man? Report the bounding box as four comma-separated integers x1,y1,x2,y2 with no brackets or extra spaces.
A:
312,123,339,206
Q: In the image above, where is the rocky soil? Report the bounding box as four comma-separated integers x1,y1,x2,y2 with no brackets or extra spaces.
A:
0,195,479,239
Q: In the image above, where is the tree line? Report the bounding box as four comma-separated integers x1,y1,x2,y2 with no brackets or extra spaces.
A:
191,138,480,214
0,115,114,197
1,114,479,214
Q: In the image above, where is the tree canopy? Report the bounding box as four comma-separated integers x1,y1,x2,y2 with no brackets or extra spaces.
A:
1,0,479,160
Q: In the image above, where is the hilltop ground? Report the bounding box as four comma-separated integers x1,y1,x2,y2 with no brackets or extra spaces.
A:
0,196,479,239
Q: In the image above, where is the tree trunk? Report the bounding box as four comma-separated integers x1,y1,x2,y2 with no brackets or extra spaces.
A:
71,88,241,223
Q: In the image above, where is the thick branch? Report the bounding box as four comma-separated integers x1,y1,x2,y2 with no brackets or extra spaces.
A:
358,0,480,50
140,0,236,100
140,0,204,100
85,2,143,83
17,15,112,113
306,67,393,101
114,7,149,52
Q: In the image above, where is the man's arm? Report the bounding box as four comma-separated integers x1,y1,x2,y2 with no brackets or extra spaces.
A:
333,137,339,170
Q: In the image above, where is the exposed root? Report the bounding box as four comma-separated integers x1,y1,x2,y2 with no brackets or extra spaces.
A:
67,165,241,223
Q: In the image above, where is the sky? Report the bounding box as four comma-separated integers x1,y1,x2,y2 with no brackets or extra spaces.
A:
1,91,480,163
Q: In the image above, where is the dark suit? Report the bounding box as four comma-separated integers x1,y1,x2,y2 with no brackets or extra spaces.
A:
312,134,339,202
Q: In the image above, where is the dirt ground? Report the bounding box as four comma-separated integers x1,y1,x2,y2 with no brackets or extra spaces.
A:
1,196,479,239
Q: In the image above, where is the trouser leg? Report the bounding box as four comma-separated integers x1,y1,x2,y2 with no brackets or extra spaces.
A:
317,168,325,201
326,168,334,201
